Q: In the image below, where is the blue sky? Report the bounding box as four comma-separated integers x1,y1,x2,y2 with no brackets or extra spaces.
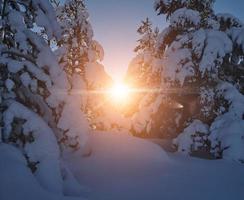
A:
86,0,244,81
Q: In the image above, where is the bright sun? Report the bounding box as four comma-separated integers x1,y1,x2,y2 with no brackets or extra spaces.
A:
109,82,130,102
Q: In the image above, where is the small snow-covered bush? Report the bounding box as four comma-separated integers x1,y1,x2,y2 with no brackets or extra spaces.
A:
173,120,209,154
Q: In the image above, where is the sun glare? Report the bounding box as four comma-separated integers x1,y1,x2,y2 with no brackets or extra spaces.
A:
109,82,131,103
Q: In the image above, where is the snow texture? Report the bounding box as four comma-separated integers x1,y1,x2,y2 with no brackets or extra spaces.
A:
0,144,85,200
209,82,244,162
170,8,200,28
173,120,209,153
228,27,244,52
85,62,111,87
160,31,195,85
58,75,90,148
199,30,233,74
3,100,63,194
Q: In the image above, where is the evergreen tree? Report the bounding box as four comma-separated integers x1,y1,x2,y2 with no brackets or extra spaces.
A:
126,18,159,90
153,0,244,161
125,18,171,137
56,0,114,134
54,0,92,150
0,0,89,195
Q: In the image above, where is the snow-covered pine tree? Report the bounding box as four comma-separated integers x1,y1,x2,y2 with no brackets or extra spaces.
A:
53,0,92,150
154,0,244,162
208,14,244,162
0,0,88,196
56,0,93,77
125,18,172,137
217,14,244,93
126,18,159,88
55,0,114,134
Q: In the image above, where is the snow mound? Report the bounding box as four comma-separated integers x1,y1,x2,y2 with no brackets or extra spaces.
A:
0,144,82,200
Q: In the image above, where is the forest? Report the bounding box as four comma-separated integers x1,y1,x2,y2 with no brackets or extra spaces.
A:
0,0,244,200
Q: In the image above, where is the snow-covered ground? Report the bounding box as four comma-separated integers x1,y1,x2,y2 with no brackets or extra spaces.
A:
1,131,244,200
65,132,244,200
